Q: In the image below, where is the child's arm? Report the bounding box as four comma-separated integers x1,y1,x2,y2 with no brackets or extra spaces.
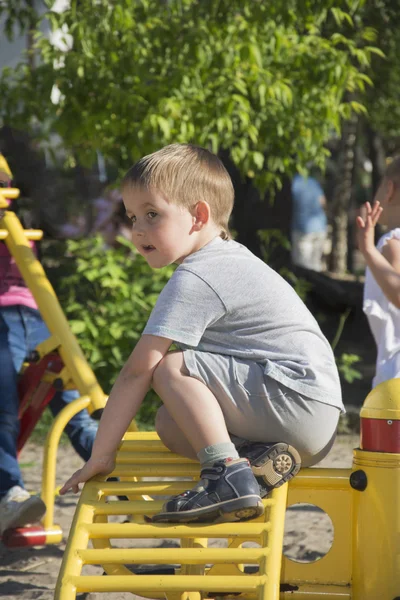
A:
60,334,172,494
356,201,400,308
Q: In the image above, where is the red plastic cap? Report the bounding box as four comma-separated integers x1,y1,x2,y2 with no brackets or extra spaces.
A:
361,418,400,453
1,526,47,548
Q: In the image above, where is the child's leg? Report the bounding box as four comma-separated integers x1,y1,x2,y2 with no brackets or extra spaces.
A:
0,309,25,497
156,350,335,503
151,351,263,524
0,307,46,533
155,405,197,460
152,351,235,454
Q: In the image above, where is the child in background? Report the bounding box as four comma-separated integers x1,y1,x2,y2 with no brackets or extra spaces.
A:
61,144,343,524
356,156,400,387
0,155,98,534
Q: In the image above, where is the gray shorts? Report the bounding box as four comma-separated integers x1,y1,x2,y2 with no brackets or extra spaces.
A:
182,350,341,467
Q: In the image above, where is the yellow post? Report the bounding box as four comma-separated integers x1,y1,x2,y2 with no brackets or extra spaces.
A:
351,378,400,600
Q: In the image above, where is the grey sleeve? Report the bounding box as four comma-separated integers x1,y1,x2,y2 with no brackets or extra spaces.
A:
143,268,226,346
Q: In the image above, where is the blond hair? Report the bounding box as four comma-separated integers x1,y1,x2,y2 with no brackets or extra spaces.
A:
122,144,234,239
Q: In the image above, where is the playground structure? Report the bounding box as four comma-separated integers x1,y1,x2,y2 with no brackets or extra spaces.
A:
1,178,399,598
54,365,400,598
0,181,111,546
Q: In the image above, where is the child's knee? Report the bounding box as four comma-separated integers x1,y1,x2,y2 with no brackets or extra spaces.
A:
152,351,184,392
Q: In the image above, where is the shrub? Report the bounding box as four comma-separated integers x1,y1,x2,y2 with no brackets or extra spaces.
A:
59,236,174,427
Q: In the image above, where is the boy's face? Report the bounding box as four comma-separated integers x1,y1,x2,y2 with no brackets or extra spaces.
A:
122,186,197,268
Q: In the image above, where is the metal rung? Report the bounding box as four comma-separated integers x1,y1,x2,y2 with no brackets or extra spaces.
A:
289,470,351,490
110,463,200,476
119,439,179,451
116,452,197,463
0,229,43,240
122,432,160,440
86,522,271,539
68,574,265,593
95,481,197,495
90,500,162,514
78,547,269,564
93,498,275,516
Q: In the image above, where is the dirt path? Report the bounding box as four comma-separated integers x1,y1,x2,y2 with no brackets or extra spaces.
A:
0,434,359,600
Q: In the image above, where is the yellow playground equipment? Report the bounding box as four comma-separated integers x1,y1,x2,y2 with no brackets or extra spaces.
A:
55,382,400,598
0,178,111,546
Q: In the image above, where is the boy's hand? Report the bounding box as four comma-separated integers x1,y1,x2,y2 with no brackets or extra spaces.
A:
356,201,383,256
59,455,116,495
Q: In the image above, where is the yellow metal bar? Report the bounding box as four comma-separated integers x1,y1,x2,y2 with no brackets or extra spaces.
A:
116,452,197,464
108,464,201,477
86,522,271,539
119,439,179,452
43,526,63,545
85,500,162,515
54,501,95,600
89,481,193,495
180,536,208,581
262,484,288,600
0,210,105,412
78,547,270,564
35,335,62,357
289,469,352,490
122,431,160,440
67,574,264,593
0,186,19,206
0,228,43,240
41,395,91,529
90,513,141,581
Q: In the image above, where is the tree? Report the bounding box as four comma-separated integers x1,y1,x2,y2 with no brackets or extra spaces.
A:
0,0,380,193
328,1,400,273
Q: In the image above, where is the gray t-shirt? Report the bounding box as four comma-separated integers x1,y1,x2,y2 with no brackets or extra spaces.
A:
143,237,343,409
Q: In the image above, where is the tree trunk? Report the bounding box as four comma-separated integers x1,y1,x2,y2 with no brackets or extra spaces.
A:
26,0,36,72
367,124,386,196
219,150,292,268
329,113,358,274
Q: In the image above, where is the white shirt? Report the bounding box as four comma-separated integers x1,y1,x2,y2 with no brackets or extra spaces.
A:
364,228,400,386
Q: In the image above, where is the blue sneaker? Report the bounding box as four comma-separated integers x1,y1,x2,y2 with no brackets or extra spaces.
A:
151,458,264,524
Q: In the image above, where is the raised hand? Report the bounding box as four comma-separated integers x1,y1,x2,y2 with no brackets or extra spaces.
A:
355,201,383,256
60,455,116,495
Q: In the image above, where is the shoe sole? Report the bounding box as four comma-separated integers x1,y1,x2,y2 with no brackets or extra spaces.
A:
2,497,46,532
251,443,301,491
150,495,264,524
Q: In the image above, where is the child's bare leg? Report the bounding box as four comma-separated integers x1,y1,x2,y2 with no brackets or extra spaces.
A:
150,352,264,524
155,405,197,460
152,352,232,454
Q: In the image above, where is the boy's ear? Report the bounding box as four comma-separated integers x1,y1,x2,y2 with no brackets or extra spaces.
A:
192,201,210,230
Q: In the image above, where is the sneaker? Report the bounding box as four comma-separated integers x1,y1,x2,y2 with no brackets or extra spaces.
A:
151,458,264,524
238,442,301,497
0,486,46,534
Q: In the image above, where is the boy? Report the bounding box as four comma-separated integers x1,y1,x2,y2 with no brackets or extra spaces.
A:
61,144,343,524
